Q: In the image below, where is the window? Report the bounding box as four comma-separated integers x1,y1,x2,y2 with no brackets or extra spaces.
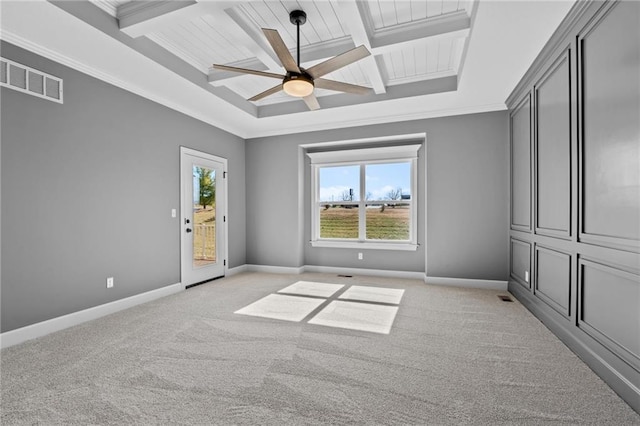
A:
308,144,420,250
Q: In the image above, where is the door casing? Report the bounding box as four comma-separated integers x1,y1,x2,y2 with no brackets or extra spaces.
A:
180,146,228,287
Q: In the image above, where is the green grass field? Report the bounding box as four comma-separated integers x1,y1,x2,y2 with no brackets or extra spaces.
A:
320,206,410,240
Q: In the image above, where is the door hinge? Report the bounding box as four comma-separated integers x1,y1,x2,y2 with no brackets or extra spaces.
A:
224,259,226,266
224,216,226,222
223,171,227,178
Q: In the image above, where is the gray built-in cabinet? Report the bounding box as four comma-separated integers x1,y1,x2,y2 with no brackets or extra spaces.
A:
506,0,639,413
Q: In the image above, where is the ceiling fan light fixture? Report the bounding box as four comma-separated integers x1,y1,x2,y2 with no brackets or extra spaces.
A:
282,73,314,97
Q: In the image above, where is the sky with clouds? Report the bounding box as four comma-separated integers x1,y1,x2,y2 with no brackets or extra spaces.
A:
319,162,410,202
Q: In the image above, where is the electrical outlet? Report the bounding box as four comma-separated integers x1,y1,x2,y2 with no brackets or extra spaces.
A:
358,252,363,260
525,271,529,283
171,208,176,218
106,277,114,288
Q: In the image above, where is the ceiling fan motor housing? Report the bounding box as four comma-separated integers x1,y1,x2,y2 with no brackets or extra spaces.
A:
289,10,307,26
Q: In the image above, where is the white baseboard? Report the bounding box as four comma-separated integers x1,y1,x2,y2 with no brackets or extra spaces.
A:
0,282,182,349
236,265,506,290
304,265,425,280
244,264,306,274
425,276,508,290
227,265,250,276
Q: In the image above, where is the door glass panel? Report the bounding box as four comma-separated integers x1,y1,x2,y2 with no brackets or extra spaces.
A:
193,166,216,268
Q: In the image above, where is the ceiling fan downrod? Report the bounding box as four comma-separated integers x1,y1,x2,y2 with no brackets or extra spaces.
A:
289,10,306,68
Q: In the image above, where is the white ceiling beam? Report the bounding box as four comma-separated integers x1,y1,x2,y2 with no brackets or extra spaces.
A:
118,1,202,38
371,29,471,56
223,7,281,71
335,0,386,94
368,10,471,55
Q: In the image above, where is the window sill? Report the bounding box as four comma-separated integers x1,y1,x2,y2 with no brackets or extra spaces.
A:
310,240,418,251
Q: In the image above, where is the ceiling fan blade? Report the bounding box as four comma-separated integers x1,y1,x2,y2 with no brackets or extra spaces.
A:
307,45,370,79
213,64,284,80
262,28,300,73
314,78,372,95
248,84,283,102
302,93,320,111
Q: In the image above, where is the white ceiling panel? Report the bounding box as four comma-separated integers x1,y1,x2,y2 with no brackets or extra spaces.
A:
323,61,370,86
149,14,256,73
368,1,471,29
368,0,468,30
410,1,428,21
382,35,461,83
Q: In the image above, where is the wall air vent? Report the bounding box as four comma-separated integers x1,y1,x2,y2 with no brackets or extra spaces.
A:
0,58,63,104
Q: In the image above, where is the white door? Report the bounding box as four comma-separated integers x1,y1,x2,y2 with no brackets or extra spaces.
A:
180,147,227,287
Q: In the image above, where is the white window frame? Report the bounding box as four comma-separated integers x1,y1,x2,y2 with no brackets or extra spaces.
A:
308,144,420,251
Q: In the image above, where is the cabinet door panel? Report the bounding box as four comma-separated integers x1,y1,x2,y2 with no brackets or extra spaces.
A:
581,1,640,248
536,52,571,237
511,97,532,231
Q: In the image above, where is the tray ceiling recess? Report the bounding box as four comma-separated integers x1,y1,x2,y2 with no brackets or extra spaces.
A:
89,0,475,117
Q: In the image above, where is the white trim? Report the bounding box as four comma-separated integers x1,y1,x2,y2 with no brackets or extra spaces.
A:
309,142,421,248
425,276,508,290
0,283,182,349
304,265,425,280
180,147,229,287
244,264,306,275
241,265,507,290
310,241,418,251
307,144,421,164
300,133,427,149
227,265,250,276
245,104,507,139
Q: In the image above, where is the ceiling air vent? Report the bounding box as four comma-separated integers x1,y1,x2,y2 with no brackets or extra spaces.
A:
0,58,63,104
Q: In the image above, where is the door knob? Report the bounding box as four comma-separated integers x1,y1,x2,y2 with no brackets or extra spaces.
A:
186,228,192,233
184,218,190,224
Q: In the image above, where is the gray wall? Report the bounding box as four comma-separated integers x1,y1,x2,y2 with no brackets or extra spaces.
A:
1,42,246,332
246,111,509,280
506,0,639,412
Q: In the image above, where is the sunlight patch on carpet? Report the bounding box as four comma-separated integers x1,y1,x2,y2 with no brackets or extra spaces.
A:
277,281,344,298
309,301,399,334
235,281,404,334
234,294,325,322
339,285,405,304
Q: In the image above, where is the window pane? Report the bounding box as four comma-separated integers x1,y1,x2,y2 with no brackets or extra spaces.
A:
366,203,410,240
319,165,360,202
365,162,411,201
320,205,359,239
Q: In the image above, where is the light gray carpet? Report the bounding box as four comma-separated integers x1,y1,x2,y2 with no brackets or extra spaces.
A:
1,272,638,425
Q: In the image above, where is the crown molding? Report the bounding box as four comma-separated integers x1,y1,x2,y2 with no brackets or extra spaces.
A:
245,102,507,139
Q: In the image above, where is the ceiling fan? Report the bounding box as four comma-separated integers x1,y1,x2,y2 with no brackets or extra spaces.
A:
213,10,373,111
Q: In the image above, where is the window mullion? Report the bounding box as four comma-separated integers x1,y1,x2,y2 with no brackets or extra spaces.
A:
359,163,366,241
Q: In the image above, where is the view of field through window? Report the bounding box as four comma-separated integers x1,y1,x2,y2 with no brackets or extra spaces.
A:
319,162,411,240
192,166,216,267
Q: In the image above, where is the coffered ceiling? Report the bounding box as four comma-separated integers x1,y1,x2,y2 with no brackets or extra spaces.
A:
0,1,575,138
